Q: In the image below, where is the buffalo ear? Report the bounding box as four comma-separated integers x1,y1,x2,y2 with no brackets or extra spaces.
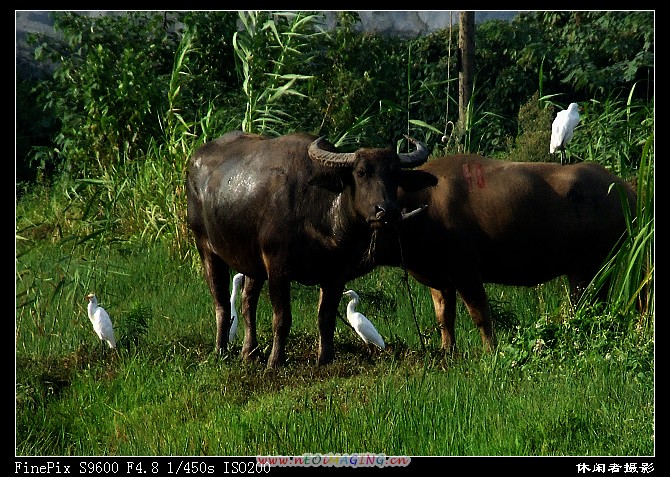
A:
308,170,347,193
398,170,438,192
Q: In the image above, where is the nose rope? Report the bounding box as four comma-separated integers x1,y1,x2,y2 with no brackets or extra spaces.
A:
397,231,426,352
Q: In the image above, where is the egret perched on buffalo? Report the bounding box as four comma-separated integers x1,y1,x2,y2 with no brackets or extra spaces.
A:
550,102,581,165
342,290,385,350
85,293,116,352
229,273,245,343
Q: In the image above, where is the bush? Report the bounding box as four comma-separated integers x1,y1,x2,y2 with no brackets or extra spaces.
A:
508,91,554,162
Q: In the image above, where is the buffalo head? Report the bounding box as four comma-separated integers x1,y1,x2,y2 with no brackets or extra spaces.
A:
308,135,429,229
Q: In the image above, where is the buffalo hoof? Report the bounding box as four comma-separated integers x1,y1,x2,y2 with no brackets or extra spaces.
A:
483,339,496,353
241,345,263,363
266,349,286,369
266,357,285,369
317,352,335,367
442,347,463,362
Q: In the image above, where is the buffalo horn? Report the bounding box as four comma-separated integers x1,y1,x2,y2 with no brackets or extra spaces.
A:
398,135,429,167
308,137,357,168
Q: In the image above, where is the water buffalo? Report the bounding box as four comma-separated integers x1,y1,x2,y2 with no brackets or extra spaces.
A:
355,154,636,353
186,131,429,368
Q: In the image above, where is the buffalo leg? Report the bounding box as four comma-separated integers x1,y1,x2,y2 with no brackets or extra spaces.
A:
430,287,458,352
199,249,231,355
266,276,292,369
241,276,265,362
317,285,344,366
458,283,496,352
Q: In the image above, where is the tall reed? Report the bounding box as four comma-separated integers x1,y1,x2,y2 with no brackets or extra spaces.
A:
232,11,322,135
577,133,654,322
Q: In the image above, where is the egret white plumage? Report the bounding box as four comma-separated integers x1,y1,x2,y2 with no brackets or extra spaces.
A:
342,290,385,350
229,273,245,343
85,293,116,350
550,102,581,165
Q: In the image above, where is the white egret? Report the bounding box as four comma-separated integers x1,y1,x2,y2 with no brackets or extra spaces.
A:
85,293,116,351
550,102,581,165
342,290,385,350
229,273,245,343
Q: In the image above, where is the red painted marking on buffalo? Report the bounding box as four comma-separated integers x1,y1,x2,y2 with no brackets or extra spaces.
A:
462,163,485,190
462,163,473,190
475,163,486,188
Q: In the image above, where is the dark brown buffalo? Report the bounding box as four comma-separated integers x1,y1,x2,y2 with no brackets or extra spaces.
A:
355,154,637,352
186,131,428,368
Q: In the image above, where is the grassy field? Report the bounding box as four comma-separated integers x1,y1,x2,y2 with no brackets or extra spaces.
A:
15,240,654,457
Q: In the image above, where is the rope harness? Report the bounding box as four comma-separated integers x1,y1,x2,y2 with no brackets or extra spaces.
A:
397,232,426,352
337,224,426,351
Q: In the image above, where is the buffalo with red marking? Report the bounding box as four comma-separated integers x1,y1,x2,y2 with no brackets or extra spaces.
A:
354,153,636,352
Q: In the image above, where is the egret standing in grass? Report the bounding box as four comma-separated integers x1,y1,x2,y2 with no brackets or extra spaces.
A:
342,290,385,351
86,293,116,353
550,102,581,165
229,273,245,343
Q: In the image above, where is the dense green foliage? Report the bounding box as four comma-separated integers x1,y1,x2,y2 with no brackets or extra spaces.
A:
16,11,654,458
19,11,653,181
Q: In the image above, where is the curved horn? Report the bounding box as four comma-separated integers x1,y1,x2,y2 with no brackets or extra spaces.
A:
308,137,357,168
398,135,429,167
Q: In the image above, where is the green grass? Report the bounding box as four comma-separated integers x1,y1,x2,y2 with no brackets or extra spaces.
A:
15,241,654,456
18,353,652,456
